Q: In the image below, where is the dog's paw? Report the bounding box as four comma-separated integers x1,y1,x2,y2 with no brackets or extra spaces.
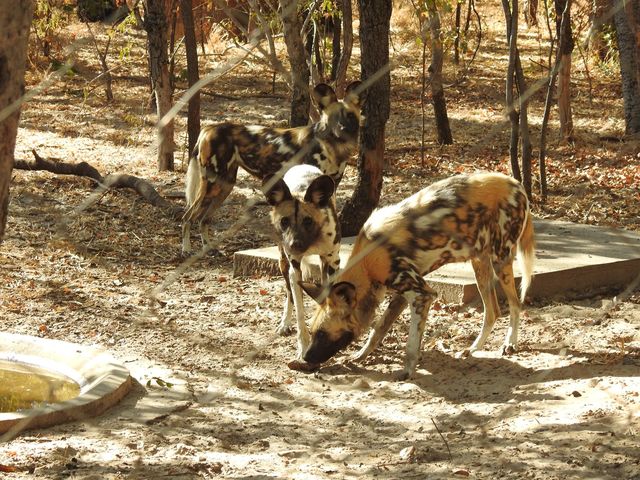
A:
394,370,412,382
456,349,472,359
501,344,517,356
276,324,294,336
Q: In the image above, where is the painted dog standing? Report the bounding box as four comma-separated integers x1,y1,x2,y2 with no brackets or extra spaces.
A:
300,172,535,379
182,82,362,254
264,164,340,360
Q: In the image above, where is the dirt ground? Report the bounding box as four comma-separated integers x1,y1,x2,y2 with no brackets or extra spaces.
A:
1,2,640,478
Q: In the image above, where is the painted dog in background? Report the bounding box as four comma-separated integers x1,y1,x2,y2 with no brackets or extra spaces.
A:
182,81,362,254
264,164,340,360
300,172,535,380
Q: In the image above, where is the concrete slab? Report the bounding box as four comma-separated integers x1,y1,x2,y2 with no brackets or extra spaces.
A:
233,220,640,303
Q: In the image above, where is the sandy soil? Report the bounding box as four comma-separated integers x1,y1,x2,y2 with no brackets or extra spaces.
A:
1,3,640,478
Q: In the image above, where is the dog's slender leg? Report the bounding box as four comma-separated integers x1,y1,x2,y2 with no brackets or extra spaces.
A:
352,294,408,362
463,256,501,357
198,167,238,250
277,249,294,336
391,268,437,380
289,257,311,359
182,156,203,255
494,260,521,355
182,221,192,255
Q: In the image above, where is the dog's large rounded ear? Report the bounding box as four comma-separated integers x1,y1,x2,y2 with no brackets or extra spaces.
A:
304,175,335,208
312,83,338,111
263,175,292,206
344,80,363,108
330,282,357,308
299,281,326,304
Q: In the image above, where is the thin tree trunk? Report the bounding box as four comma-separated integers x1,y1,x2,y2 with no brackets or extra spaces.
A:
145,0,175,171
613,0,640,136
331,11,341,82
181,0,201,155
86,23,114,102
335,0,353,97
555,0,574,141
525,0,539,26
427,1,453,145
421,28,427,166
503,0,532,196
280,0,311,127
539,0,571,201
340,0,392,236
0,1,33,243
502,0,521,181
454,0,462,65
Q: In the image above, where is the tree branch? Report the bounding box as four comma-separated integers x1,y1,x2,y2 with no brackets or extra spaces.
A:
14,149,183,218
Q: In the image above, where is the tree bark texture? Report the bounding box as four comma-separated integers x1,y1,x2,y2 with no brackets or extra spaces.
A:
502,0,522,182
145,0,175,171
334,0,354,97
0,1,33,243
331,11,342,82
427,1,454,145
555,0,574,141
613,0,640,135
340,0,392,237
180,0,201,155
280,0,311,127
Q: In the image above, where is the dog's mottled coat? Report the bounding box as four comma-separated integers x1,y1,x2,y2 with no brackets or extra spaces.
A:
182,82,362,254
301,172,535,379
265,164,340,359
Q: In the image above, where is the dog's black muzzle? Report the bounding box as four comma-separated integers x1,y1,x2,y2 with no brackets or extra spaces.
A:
304,330,354,364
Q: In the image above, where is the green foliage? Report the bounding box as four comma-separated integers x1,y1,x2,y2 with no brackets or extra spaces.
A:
31,0,74,60
146,377,175,389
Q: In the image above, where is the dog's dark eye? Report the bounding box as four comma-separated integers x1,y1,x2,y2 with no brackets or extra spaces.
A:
302,217,314,229
280,217,290,229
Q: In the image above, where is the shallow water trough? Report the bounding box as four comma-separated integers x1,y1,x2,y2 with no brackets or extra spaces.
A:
0,332,132,437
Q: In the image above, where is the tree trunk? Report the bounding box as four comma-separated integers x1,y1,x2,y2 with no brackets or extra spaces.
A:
280,0,311,127
613,0,640,136
502,0,521,182
340,0,392,236
524,0,539,26
454,1,462,65
334,0,353,97
145,0,175,171
539,0,571,201
0,1,33,243
555,0,574,141
427,1,453,145
181,0,201,155
331,10,341,82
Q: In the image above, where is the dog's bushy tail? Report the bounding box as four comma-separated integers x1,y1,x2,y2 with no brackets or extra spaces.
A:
517,211,535,303
182,137,210,222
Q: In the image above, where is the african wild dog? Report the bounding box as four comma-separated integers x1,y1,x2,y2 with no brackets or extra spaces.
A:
300,172,535,380
181,81,362,254
264,164,341,360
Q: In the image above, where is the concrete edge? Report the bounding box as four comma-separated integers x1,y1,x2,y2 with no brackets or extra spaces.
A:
0,332,133,437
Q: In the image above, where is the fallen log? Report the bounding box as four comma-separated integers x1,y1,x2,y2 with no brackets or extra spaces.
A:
14,149,183,218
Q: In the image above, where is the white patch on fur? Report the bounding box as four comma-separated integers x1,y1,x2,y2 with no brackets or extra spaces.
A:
246,125,266,135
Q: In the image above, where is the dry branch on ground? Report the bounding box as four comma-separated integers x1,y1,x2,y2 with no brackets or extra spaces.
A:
14,149,183,218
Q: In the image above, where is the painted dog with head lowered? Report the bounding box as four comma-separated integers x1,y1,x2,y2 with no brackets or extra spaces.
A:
182,82,362,254
300,172,535,380
264,164,340,360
